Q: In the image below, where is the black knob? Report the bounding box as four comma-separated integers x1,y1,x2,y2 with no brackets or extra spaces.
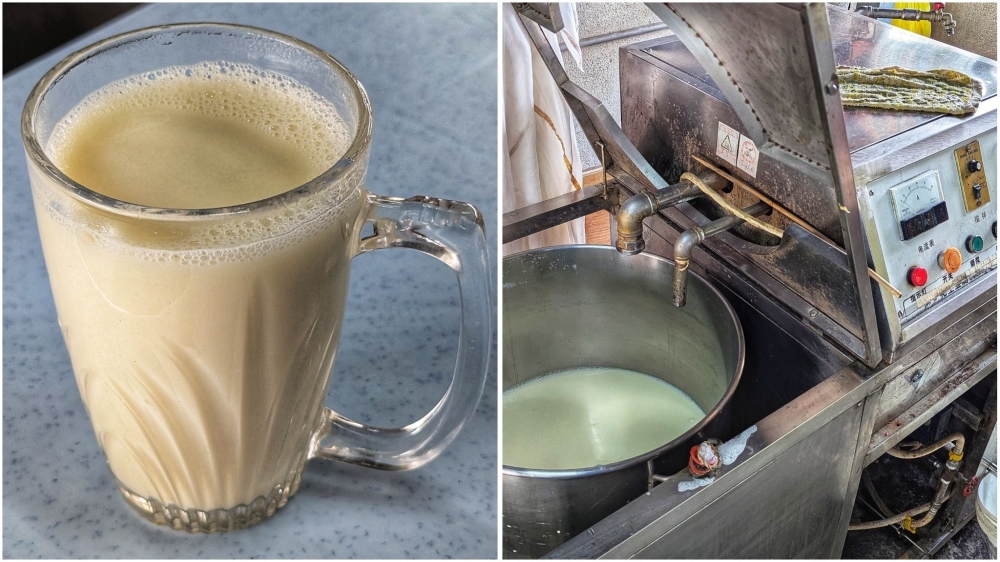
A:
993,221,997,238
973,183,983,200
968,159,983,173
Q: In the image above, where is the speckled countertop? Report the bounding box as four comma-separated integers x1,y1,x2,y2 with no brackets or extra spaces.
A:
2,3,497,558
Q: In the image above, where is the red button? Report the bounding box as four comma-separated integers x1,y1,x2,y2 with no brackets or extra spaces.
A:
908,266,928,287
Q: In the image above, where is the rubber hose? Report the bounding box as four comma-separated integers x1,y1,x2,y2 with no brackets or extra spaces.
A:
848,502,933,530
886,432,965,459
847,488,955,531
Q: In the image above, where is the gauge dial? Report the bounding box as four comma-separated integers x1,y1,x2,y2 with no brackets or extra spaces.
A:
890,170,945,222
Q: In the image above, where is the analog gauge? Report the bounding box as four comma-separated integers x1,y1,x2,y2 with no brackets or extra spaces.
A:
890,170,944,221
890,170,949,240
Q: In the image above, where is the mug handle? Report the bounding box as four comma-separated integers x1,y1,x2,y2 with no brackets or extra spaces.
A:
309,192,492,470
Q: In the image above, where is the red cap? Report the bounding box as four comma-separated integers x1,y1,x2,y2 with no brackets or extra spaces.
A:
932,3,945,11
908,266,928,287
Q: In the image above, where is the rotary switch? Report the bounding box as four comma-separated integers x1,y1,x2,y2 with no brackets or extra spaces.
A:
967,159,983,173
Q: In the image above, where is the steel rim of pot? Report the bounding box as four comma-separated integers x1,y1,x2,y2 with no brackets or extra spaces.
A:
501,245,746,480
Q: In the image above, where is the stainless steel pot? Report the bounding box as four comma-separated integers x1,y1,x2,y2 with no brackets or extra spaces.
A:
502,246,744,558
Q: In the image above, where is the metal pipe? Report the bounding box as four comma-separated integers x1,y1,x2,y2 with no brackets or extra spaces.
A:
615,172,728,255
673,202,771,307
503,183,613,244
577,23,668,49
855,6,956,35
909,463,958,530
886,433,965,459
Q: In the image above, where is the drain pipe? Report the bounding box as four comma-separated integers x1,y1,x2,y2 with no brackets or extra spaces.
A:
673,202,771,307
616,172,729,255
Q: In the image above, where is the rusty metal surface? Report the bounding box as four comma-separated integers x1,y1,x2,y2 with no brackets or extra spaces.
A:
873,313,996,429
867,349,997,464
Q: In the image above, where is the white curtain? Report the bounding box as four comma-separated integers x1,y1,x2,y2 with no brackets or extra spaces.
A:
502,3,585,256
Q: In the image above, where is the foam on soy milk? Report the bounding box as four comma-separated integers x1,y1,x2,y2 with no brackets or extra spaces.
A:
31,62,367,512
503,367,707,470
47,61,351,208
42,62,360,266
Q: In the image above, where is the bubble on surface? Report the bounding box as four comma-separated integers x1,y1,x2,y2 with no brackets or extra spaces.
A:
41,61,365,266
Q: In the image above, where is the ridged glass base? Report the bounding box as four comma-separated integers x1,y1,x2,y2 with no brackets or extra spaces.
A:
117,469,304,533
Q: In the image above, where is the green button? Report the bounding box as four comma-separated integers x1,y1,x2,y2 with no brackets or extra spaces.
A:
966,235,984,253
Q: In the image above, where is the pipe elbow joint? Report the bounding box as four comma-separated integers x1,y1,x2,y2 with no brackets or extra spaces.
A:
672,228,705,308
674,229,704,261
616,192,656,255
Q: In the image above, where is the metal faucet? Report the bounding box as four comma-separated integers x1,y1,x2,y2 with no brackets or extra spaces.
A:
616,172,729,255
672,202,770,307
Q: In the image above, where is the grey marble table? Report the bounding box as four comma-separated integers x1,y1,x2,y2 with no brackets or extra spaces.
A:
3,3,497,558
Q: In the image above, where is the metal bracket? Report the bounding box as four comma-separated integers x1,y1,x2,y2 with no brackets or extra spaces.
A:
950,397,984,431
502,182,618,244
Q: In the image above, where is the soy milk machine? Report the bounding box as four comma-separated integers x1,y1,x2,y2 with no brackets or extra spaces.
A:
504,3,997,558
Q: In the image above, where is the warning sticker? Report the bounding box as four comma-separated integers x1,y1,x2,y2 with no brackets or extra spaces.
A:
737,134,759,177
716,122,739,165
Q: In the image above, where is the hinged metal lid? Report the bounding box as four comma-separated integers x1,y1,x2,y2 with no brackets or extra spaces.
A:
648,3,835,171
648,2,885,367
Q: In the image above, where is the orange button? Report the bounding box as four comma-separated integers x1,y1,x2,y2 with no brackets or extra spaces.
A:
938,247,962,273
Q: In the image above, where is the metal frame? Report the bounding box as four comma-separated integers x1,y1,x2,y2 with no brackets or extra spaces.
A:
800,3,883,367
502,183,617,244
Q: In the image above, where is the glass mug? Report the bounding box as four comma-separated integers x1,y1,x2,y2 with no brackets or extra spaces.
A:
21,23,491,533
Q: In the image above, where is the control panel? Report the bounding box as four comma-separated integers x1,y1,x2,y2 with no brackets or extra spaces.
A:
955,140,992,212
864,131,997,332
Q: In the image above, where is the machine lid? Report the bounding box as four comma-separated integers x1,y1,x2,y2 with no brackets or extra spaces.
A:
648,2,835,171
